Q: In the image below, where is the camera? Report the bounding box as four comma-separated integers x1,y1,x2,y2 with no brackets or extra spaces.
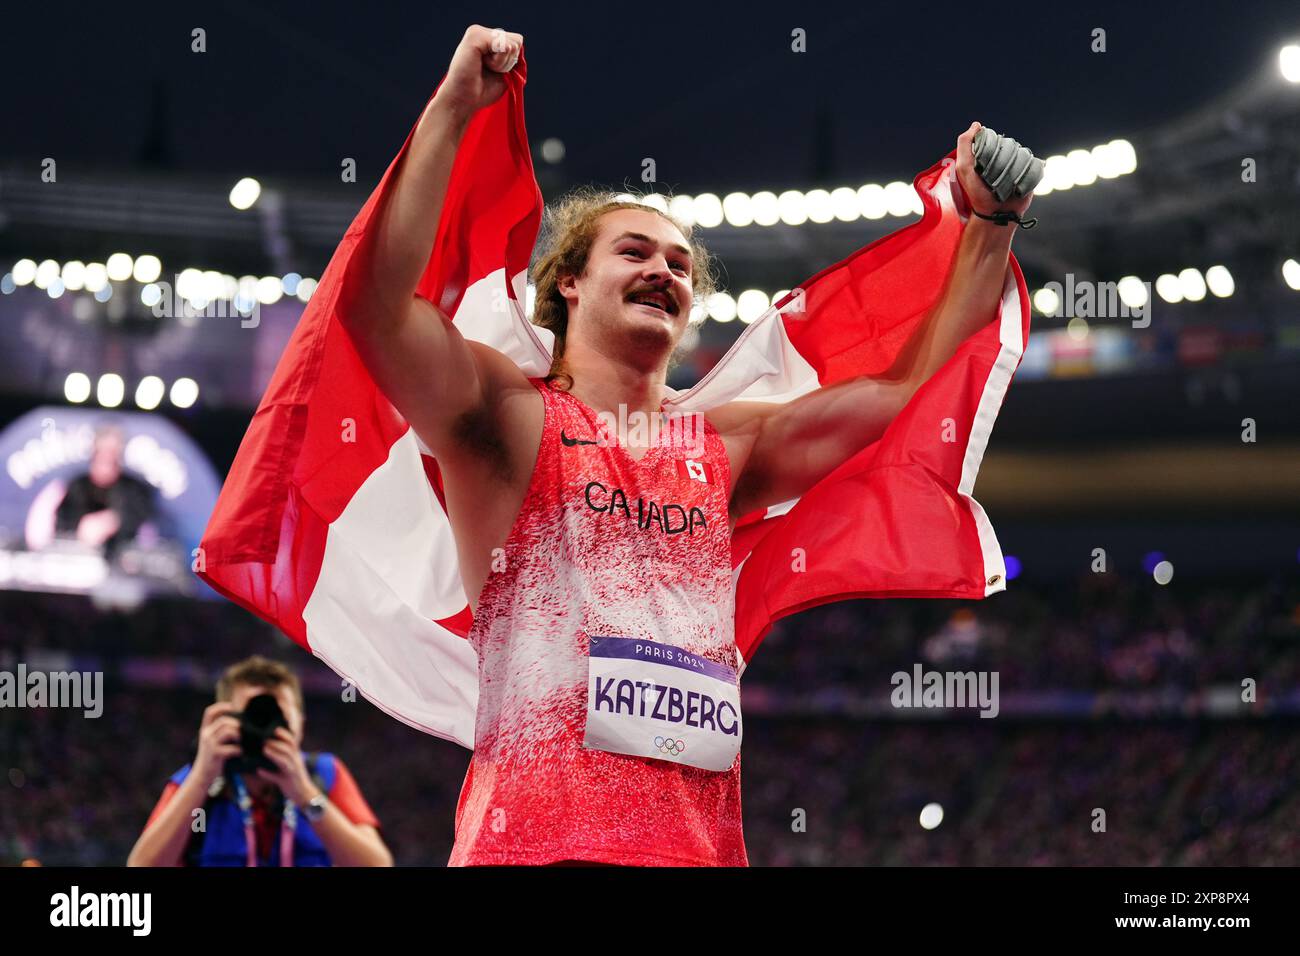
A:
224,693,289,775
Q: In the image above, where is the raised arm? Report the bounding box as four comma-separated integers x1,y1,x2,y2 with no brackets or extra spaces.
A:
717,122,1031,520
885,122,1025,386
337,25,527,455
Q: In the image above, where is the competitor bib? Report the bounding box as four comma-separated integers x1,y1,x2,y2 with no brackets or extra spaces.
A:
582,635,743,772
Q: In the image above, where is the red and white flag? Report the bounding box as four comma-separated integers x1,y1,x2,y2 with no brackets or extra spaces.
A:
675,458,716,485
196,53,1030,748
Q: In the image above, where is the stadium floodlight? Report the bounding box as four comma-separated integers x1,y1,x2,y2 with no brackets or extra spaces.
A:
638,193,668,213
201,271,226,302
883,181,914,218
96,373,125,408
256,276,283,305
64,372,91,404
830,186,860,222
83,263,108,293
1040,155,1072,193
12,259,37,285
35,259,60,289
1109,139,1137,175
804,189,835,224
1283,258,1300,291
176,268,202,302
132,255,162,283
1204,265,1234,298
1280,44,1300,83
706,291,736,322
662,134,1140,229
169,377,199,409
691,193,723,228
722,192,753,227
749,191,780,226
857,183,887,220
1065,149,1097,187
777,190,808,225
919,802,944,830
668,195,695,227
229,177,262,210
539,137,565,163
60,261,86,291
105,253,134,282
1117,275,1149,309
135,376,165,410
736,289,770,324
1091,142,1120,179
1178,268,1207,302
1032,287,1061,316
1155,273,1184,304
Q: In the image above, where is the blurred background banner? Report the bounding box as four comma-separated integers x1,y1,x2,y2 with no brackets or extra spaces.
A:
1,0,1299,867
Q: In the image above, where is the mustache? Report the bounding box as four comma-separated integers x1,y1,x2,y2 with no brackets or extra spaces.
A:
625,286,679,315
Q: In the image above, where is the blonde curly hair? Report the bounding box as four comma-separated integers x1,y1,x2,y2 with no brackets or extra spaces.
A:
530,186,719,391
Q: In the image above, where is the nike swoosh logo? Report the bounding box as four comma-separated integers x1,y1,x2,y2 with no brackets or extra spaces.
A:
561,429,598,447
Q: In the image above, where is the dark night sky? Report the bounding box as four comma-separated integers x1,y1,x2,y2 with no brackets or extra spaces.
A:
4,1,1300,194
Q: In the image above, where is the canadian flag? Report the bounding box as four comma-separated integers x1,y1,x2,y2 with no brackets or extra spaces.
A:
196,52,1030,749
677,458,714,485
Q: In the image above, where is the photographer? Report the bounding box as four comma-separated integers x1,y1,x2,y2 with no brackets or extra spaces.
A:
127,656,393,867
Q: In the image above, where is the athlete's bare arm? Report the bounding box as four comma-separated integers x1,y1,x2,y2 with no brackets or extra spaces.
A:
713,122,1027,522
709,376,915,524
337,25,530,459
335,25,541,609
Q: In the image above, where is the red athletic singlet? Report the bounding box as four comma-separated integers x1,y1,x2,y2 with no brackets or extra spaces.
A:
447,376,748,867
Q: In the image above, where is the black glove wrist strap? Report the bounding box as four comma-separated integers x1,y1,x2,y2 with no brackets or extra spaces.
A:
972,208,1038,230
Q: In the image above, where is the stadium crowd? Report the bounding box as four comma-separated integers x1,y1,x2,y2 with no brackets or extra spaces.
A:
2,569,1297,866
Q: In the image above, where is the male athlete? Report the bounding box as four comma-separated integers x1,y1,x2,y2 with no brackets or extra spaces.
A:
339,25,1034,866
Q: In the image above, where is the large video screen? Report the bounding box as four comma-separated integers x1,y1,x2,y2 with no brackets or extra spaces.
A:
0,407,221,605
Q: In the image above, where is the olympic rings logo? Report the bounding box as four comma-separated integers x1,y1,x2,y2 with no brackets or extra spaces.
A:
654,736,686,755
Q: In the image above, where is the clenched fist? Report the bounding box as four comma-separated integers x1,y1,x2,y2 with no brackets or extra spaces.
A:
955,121,1035,220
436,25,524,122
